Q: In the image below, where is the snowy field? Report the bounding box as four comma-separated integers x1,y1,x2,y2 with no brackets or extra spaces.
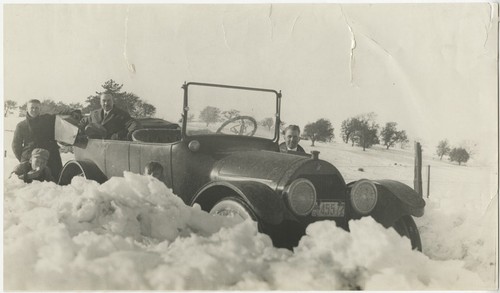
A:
3,117,498,290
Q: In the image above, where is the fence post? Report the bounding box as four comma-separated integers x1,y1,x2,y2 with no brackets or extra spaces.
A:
427,165,431,198
414,142,423,197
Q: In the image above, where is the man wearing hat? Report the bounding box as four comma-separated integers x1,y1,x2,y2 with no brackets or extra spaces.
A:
79,93,140,140
11,148,54,183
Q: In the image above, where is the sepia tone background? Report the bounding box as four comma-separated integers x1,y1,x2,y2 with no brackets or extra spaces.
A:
2,3,499,291
3,4,498,163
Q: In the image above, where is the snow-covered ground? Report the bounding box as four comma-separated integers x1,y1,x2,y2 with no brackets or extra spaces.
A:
3,117,498,290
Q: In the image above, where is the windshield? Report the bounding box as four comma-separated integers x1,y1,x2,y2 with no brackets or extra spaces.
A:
185,83,279,140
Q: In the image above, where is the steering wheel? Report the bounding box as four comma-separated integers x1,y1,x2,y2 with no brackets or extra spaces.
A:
216,116,258,136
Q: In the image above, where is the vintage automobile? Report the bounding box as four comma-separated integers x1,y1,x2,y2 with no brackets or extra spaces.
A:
57,82,425,250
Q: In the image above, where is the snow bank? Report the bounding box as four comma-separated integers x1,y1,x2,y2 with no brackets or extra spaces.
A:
3,172,492,290
417,197,498,285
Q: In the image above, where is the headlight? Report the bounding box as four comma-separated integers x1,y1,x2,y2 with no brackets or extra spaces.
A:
350,179,378,215
285,178,317,216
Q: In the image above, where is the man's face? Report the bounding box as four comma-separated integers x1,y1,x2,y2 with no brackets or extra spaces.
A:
100,94,114,112
27,102,41,118
31,157,46,170
284,129,300,149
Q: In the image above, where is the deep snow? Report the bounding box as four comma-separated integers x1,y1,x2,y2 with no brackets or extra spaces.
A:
2,118,498,290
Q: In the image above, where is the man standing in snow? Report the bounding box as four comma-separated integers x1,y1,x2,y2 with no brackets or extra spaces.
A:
12,99,74,180
279,125,306,153
79,93,140,140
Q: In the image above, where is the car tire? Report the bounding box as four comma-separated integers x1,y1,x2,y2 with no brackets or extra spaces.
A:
392,215,422,251
209,197,257,223
58,161,107,186
58,162,86,185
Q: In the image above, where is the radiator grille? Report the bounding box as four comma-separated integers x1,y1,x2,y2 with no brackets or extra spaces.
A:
299,174,346,200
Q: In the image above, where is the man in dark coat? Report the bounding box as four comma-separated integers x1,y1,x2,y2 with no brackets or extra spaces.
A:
12,99,68,180
79,93,140,140
279,125,306,153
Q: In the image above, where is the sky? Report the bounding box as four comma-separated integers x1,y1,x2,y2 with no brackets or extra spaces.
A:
3,3,499,158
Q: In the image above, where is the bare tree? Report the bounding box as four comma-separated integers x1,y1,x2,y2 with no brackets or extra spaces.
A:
303,118,334,146
260,117,274,130
4,100,17,117
436,139,451,160
351,112,379,151
341,118,355,144
449,147,470,165
380,122,408,149
459,140,478,158
199,106,221,126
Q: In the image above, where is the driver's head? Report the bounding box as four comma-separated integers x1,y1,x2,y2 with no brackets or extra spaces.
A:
283,125,301,150
100,93,114,112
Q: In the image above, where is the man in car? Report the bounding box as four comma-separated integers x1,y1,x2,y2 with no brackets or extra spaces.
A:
279,125,305,153
80,93,140,140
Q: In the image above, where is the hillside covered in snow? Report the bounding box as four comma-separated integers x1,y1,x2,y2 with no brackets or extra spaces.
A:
3,117,498,290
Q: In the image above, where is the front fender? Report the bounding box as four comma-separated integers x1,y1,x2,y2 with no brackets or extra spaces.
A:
190,181,284,225
375,179,426,217
349,179,425,227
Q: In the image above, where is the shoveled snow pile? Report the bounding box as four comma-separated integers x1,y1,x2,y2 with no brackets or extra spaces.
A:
3,172,493,290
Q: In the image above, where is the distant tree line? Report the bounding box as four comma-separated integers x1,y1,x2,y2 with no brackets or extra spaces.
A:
6,85,477,163
198,106,288,133
338,112,408,151
16,100,84,117
5,79,156,119
193,108,412,152
436,139,472,166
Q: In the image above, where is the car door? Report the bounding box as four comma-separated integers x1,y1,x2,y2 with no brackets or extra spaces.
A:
130,142,174,188
104,140,131,177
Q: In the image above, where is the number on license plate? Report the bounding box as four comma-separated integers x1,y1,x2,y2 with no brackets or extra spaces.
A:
312,201,345,217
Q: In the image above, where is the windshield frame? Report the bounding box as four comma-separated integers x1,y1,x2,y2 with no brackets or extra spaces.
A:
181,82,282,142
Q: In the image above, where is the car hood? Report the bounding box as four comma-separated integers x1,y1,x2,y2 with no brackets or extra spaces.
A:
210,150,317,191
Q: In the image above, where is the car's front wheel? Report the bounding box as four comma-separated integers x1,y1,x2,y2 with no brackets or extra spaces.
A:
209,197,257,223
58,161,107,186
58,162,86,185
392,215,422,251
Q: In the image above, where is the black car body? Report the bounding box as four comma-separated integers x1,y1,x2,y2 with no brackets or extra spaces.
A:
58,82,425,249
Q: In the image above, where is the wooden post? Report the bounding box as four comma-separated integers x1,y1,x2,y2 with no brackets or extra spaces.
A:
414,142,423,197
427,165,431,198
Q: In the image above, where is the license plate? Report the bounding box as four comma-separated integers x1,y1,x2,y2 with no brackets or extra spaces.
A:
311,201,345,217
